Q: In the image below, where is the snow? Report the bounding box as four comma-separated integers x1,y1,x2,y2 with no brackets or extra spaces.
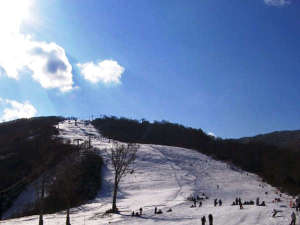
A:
1,120,298,225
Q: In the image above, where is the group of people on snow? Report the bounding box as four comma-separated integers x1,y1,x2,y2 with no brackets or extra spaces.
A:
201,214,213,225
214,199,222,207
129,194,299,224
189,193,208,208
131,207,143,217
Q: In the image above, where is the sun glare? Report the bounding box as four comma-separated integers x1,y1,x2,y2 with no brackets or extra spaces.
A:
0,0,33,34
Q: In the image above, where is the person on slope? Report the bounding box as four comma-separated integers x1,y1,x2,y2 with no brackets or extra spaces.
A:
214,199,218,207
201,216,206,225
272,209,281,217
218,199,222,206
235,197,239,205
239,201,243,209
199,201,202,207
208,214,213,225
296,197,300,212
290,211,296,225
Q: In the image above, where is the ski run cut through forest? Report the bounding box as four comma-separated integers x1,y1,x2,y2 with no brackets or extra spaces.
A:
1,120,299,225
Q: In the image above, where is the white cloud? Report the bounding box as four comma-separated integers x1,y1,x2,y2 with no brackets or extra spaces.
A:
264,0,291,6
77,60,125,84
0,0,74,92
0,98,37,122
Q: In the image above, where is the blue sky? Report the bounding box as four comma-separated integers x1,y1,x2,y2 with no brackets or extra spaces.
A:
0,0,299,138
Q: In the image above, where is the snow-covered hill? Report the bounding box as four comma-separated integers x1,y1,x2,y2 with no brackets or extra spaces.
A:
1,120,298,225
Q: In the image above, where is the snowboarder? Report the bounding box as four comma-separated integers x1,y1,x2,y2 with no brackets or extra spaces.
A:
139,207,143,215
208,214,213,225
290,211,296,225
201,216,206,225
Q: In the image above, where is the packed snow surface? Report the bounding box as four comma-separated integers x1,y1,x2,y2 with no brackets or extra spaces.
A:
1,120,298,225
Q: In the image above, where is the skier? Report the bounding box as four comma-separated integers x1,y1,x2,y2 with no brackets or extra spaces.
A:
256,197,260,206
154,207,157,214
290,211,296,225
131,211,135,217
208,214,213,225
201,216,206,225
139,207,143,215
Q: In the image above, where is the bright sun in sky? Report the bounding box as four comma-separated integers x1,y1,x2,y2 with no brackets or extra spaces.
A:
0,0,33,35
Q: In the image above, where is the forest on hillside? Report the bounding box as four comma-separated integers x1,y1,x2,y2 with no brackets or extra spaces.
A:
92,116,300,195
0,117,102,219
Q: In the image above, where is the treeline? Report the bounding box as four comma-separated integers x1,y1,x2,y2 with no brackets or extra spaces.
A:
19,149,102,218
0,117,102,219
92,116,300,195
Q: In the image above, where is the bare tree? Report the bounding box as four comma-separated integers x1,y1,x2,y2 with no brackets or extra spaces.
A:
34,172,51,225
55,146,82,225
108,142,138,213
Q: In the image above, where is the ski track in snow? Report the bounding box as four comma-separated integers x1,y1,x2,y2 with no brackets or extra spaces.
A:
1,120,299,225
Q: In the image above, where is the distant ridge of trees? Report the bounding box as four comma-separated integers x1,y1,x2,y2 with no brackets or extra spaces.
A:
92,116,300,195
239,130,300,152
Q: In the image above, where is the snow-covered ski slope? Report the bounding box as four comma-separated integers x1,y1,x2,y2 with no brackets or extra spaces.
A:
1,120,298,225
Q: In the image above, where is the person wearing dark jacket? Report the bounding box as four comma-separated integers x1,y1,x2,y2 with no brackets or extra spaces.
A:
290,211,296,225
201,216,206,225
214,199,218,207
296,197,300,212
208,214,213,225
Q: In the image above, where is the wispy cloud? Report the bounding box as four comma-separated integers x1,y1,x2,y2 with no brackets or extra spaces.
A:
264,0,291,6
0,0,74,92
77,60,125,84
0,98,37,122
